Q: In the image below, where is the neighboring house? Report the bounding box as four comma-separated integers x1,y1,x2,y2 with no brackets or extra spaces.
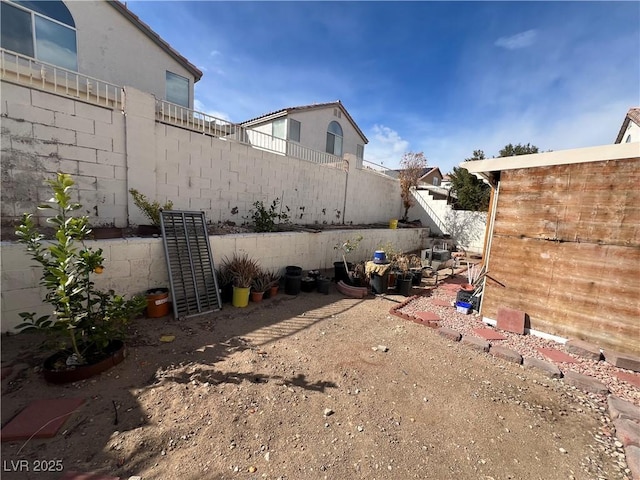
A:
239,101,368,164
0,0,202,108
614,107,640,144
440,174,452,190
462,142,640,355
418,166,443,186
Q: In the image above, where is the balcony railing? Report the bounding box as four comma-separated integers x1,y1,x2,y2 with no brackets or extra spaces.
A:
156,99,349,170
1,48,122,108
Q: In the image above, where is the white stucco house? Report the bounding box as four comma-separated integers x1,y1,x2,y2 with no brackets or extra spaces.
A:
615,107,640,144
0,0,202,108
239,101,369,166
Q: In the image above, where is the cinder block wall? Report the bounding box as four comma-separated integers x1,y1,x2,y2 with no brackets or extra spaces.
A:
1,81,403,229
1,82,128,227
0,227,428,331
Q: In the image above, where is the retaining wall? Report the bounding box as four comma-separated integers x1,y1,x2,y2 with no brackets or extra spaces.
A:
0,227,428,332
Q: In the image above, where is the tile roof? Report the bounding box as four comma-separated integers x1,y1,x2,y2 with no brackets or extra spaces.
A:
240,101,368,143
108,1,203,81
614,107,640,143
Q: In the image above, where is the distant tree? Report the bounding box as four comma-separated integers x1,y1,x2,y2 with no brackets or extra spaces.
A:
499,143,539,157
398,151,428,222
448,150,491,211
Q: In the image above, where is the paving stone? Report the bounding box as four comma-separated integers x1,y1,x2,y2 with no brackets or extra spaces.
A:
431,299,452,307
605,350,640,373
562,370,609,395
496,307,526,334
565,339,602,361
489,345,522,364
461,335,490,353
1,398,85,442
615,371,640,389
537,347,577,364
415,311,441,323
438,327,462,342
523,357,563,379
472,328,507,341
614,418,640,447
608,396,640,423
625,445,640,480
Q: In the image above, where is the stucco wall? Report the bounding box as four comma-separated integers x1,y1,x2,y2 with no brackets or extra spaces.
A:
0,227,428,332
66,1,196,107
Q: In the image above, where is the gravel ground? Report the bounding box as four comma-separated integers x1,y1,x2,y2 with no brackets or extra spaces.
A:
396,276,640,407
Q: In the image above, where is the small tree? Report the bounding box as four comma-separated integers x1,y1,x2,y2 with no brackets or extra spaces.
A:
499,143,539,157
398,151,428,222
448,150,491,211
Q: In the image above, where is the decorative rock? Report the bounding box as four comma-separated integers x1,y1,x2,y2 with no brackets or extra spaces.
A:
608,396,640,423
523,357,562,379
563,371,609,395
489,345,523,364
438,327,462,342
565,339,602,361
461,335,490,353
323,408,334,417
496,307,526,334
605,351,640,373
625,445,640,480
613,418,640,448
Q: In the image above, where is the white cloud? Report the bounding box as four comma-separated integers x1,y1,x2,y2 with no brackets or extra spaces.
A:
193,99,231,121
364,124,410,168
495,29,538,50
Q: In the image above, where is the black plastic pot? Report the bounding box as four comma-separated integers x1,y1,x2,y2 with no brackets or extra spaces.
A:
301,277,316,292
317,277,330,295
396,275,413,296
370,273,389,294
333,261,353,283
410,268,423,286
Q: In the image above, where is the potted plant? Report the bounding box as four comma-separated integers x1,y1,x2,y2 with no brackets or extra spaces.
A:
267,270,281,297
394,254,414,296
15,173,146,383
251,271,271,303
333,234,362,284
408,254,424,286
129,188,173,236
222,253,260,307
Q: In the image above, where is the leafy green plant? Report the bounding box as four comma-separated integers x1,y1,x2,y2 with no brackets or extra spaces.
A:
129,188,173,226
251,271,272,293
16,173,145,364
222,253,260,288
246,198,290,232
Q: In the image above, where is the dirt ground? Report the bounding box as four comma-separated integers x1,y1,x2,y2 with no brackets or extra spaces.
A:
0,278,630,480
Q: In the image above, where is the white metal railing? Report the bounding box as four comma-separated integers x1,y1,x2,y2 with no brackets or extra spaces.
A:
360,158,396,177
0,48,122,108
155,98,348,170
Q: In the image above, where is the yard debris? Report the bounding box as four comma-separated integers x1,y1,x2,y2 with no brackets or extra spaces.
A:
323,408,334,417
159,335,175,343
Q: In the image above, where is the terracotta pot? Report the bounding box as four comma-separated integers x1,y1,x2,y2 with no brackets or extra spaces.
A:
269,285,278,297
43,340,126,384
251,291,264,303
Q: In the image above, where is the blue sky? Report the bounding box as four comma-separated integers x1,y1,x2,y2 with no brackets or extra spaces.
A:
128,1,639,173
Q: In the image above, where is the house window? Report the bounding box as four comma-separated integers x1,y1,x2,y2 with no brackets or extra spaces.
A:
356,144,364,159
326,121,343,156
626,134,632,143
1,0,77,71
166,71,189,107
289,119,301,142
433,177,440,186
272,118,286,139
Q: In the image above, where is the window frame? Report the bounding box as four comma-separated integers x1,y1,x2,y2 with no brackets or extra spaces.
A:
1,0,77,71
326,121,343,157
165,70,190,108
289,118,301,142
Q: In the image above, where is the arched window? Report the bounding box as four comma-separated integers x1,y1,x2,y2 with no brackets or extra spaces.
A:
326,121,343,156
1,0,77,71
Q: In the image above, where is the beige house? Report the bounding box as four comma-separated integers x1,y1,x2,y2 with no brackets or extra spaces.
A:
0,0,202,107
239,101,368,166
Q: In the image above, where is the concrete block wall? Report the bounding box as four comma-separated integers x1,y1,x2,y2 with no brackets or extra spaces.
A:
0,227,428,332
1,82,127,227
